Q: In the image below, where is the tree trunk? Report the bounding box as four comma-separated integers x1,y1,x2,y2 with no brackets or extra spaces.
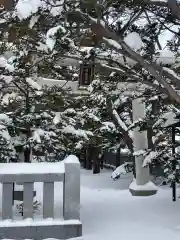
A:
129,140,136,178
149,99,160,174
92,146,100,174
93,160,100,174
81,147,87,168
115,145,121,168
100,153,104,169
147,128,154,150
24,94,31,163
83,154,87,168
86,144,92,170
147,127,154,175
24,148,31,163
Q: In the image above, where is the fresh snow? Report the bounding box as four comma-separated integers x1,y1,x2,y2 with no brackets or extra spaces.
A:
15,0,42,20
124,32,143,51
46,25,66,51
143,151,159,167
101,121,116,132
75,141,83,150
5,63,15,72
63,154,79,164
62,126,93,140
16,0,64,21
103,38,121,49
79,47,94,53
32,130,41,143
2,92,18,105
29,15,40,29
133,149,146,156
0,219,81,227
0,114,12,142
153,111,179,128
0,113,11,124
0,56,15,72
0,56,7,68
112,109,133,139
0,124,11,141
64,108,76,114
26,78,42,90
1,169,180,240
163,67,180,80
111,163,129,180
0,75,13,84
87,113,100,122
53,112,61,125
35,128,56,138
112,109,128,131
0,162,64,175
50,0,64,16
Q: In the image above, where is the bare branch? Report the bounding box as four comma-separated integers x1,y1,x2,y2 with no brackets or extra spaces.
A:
12,79,27,96
144,10,162,50
120,9,144,35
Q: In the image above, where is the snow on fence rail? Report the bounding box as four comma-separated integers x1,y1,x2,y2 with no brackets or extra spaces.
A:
0,155,82,239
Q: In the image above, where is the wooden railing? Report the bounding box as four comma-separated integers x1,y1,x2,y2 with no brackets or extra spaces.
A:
0,155,82,239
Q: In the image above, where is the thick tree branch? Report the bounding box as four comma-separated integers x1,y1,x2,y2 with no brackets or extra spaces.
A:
76,10,180,103
106,98,133,151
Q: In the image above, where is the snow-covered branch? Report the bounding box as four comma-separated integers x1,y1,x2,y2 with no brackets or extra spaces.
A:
75,9,180,103
112,109,128,132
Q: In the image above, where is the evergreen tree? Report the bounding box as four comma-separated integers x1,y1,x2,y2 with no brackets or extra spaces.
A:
1,0,180,184
0,0,81,162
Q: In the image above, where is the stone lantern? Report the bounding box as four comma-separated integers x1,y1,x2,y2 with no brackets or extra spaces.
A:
79,49,95,86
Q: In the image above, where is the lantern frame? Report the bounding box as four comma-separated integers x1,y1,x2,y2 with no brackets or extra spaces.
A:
79,61,95,86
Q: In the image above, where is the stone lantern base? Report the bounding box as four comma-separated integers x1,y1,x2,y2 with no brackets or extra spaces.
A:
129,180,158,197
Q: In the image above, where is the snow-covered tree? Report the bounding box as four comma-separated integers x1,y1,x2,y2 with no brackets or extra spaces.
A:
1,0,180,182
66,0,180,182
0,113,16,162
0,0,83,162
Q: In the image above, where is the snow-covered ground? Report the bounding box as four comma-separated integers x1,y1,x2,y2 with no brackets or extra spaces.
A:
78,169,180,240
2,168,180,240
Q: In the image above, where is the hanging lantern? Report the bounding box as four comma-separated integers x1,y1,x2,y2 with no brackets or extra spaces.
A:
79,61,95,86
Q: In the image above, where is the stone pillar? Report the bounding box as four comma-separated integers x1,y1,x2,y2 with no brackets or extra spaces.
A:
129,98,157,196
63,155,80,220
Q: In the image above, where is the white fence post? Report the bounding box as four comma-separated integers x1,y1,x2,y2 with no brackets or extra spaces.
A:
63,155,80,220
43,182,54,218
2,183,13,220
23,182,34,219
